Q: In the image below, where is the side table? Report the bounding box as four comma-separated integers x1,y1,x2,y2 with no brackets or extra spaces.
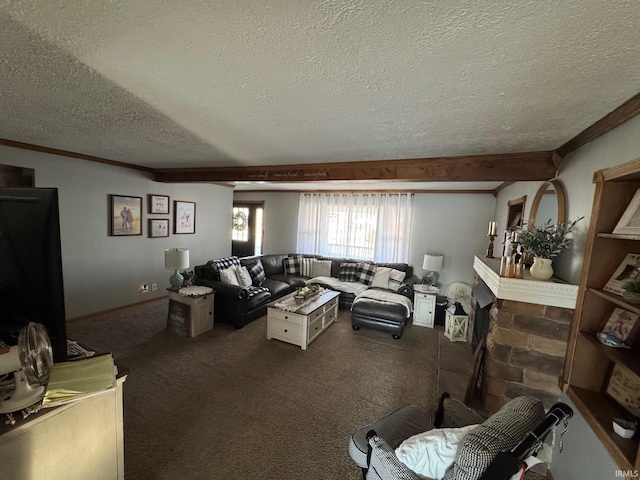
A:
167,287,214,337
413,286,439,328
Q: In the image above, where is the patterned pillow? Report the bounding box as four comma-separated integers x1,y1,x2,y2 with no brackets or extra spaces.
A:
300,257,314,277
358,262,377,285
211,256,240,271
366,432,419,480
443,396,545,480
246,260,267,286
283,256,301,275
388,269,407,292
339,262,359,282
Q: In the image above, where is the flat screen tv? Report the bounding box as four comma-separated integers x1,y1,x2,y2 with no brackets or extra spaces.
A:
0,187,67,362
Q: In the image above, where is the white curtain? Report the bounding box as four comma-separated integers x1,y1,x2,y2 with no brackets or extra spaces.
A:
296,193,413,263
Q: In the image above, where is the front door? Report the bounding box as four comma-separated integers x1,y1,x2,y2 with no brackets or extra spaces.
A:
232,202,263,257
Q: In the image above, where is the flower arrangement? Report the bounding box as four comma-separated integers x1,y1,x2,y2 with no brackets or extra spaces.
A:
295,283,320,299
517,217,583,259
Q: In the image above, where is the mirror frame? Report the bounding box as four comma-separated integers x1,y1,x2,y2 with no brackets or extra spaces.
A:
528,179,567,226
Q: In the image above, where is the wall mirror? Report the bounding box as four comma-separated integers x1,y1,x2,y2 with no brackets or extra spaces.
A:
528,179,567,227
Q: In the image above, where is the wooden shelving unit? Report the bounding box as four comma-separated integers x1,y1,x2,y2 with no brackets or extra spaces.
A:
563,157,640,470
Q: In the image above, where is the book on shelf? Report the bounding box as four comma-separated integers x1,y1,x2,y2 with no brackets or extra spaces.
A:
42,353,117,408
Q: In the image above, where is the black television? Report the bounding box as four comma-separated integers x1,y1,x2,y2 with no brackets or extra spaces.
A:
0,187,68,362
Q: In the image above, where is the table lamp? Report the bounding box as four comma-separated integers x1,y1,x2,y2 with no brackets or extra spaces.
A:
422,254,444,286
165,248,190,288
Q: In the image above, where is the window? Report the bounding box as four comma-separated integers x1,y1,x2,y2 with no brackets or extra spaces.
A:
297,193,413,263
232,207,249,241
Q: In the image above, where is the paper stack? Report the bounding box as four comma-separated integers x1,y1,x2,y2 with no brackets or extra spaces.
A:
43,353,117,407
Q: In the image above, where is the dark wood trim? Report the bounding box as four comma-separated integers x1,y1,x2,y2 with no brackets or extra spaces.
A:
154,151,557,183
234,189,495,194
0,138,155,175
556,92,640,158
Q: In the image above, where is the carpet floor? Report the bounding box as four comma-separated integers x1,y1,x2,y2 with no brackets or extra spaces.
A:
68,298,443,480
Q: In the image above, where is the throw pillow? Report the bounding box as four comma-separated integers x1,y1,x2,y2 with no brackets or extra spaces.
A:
371,267,392,289
219,266,240,286
283,256,301,275
246,260,267,286
395,424,478,480
388,269,407,292
339,262,359,282
235,266,253,288
300,257,314,277
311,259,332,278
357,262,377,285
443,396,545,480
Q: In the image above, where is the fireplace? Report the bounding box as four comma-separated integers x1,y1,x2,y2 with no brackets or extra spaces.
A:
471,256,578,413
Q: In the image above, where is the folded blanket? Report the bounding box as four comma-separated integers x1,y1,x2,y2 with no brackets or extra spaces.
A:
307,276,369,296
352,289,413,318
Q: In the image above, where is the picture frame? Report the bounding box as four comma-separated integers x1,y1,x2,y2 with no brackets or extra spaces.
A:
148,219,170,238
109,195,142,236
605,363,640,417
148,194,170,214
174,200,196,234
613,188,640,235
601,307,639,343
603,253,640,296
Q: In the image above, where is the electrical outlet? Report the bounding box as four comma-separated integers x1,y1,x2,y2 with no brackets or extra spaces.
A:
151,283,158,291
140,284,148,293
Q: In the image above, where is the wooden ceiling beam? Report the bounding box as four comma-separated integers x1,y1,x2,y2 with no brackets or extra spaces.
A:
153,151,557,183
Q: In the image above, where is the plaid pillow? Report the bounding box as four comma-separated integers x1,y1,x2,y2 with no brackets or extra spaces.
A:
357,262,377,285
246,260,267,286
211,256,240,271
283,256,301,275
339,262,359,282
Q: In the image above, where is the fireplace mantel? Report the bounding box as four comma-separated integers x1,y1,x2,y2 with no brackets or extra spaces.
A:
473,255,578,309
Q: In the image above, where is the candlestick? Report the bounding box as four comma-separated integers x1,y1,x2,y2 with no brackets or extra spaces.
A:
488,221,497,237
485,234,496,258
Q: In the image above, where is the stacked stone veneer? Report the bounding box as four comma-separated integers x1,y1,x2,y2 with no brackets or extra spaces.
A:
481,298,574,414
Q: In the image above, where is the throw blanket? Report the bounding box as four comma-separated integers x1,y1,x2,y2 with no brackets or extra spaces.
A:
352,289,413,318
307,276,369,296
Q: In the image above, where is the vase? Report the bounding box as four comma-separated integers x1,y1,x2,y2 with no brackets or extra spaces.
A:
530,257,553,280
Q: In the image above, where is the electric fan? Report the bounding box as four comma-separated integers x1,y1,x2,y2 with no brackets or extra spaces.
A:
0,322,53,414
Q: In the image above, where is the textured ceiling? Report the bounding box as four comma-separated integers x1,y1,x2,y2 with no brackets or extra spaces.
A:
1,1,639,190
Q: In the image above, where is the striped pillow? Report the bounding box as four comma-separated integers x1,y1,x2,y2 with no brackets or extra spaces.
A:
300,257,314,277
388,269,407,292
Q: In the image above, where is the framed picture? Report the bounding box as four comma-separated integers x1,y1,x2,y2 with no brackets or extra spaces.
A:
613,189,640,235
605,363,640,417
602,307,639,343
110,195,142,236
148,194,170,214
603,253,640,296
148,219,170,238
174,200,196,234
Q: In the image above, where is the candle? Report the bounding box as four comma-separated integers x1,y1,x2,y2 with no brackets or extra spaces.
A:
488,221,497,236
511,231,519,243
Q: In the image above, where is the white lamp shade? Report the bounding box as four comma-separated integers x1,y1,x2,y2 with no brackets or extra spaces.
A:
165,248,190,270
423,254,443,272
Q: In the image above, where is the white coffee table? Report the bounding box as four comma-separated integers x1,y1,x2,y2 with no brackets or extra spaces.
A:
266,290,340,350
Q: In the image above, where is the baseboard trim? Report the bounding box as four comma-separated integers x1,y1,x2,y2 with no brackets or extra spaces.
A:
67,295,168,323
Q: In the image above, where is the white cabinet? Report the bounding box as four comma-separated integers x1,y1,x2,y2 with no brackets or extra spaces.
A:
413,292,436,328
167,291,214,337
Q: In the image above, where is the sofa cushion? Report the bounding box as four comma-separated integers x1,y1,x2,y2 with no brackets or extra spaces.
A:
443,396,545,480
358,262,377,285
253,254,288,277
219,266,240,286
312,259,332,278
263,278,293,297
269,273,307,288
339,262,359,282
246,259,266,286
388,269,407,292
235,266,253,287
283,256,301,275
300,257,314,277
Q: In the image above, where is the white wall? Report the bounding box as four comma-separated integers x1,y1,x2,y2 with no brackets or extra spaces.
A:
233,191,299,254
1,145,233,318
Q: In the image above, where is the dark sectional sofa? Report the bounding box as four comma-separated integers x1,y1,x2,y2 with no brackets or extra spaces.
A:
193,253,414,329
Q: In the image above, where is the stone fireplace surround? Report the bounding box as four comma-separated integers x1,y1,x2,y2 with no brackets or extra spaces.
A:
471,256,578,413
